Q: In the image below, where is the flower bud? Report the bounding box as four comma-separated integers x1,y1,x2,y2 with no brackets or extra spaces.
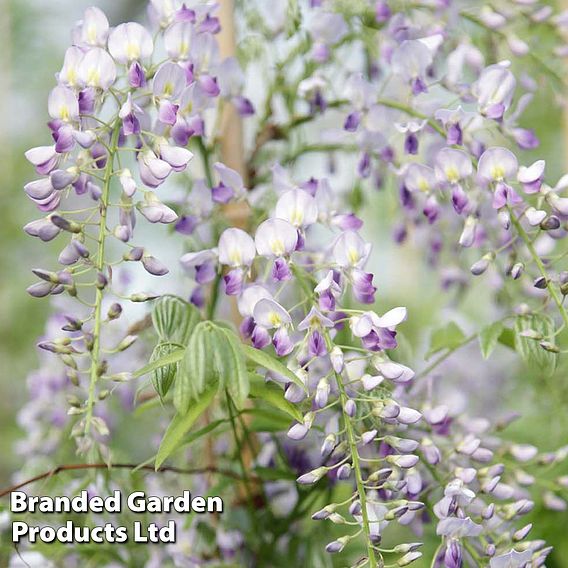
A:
297,466,327,485
315,377,330,409
344,398,356,417
328,512,345,524
130,293,159,302
330,346,344,373
360,429,377,446
510,262,524,280
541,215,560,230
107,302,122,320
96,272,108,290
540,341,559,353
398,551,422,566
50,214,82,233
321,433,336,457
312,504,335,520
513,523,532,541
117,335,138,352
470,252,495,276
533,276,548,289
124,246,145,261
325,535,350,554
336,463,351,480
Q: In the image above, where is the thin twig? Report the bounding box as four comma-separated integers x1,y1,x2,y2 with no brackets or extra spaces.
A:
0,463,254,499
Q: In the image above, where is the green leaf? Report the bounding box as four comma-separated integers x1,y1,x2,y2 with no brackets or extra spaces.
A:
214,327,249,405
132,346,184,379
246,408,293,432
514,314,558,377
152,294,200,345
249,375,303,422
498,327,515,350
479,321,504,359
426,322,466,359
253,466,297,481
155,386,217,469
176,323,215,413
150,343,179,399
243,345,307,392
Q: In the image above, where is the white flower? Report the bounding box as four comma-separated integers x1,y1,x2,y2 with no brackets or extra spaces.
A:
275,189,318,228
332,231,371,269
108,22,154,64
253,298,291,329
255,218,298,257
218,228,256,268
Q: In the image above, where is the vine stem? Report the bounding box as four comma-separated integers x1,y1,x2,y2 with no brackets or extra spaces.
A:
0,463,251,499
509,207,568,331
323,331,378,567
84,123,120,437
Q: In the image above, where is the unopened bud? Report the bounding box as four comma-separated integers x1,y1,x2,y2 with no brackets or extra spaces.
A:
533,276,548,289
130,292,159,302
540,341,559,353
96,272,108,290
398,551,423,566
124,246,144,261
116,335,138,352
50,214,82,233
107,302,123,320
471,252,495,276
510,262,524,280
541,215,560,230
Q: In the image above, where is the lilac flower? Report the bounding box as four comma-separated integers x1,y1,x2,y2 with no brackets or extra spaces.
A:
108,22,154,63
75,6,109,47
517,160,545,193
218,228,256,269
473,63,516,119
164,22,193,60
255,219,298,258
212,162,246,203
332,231,372,269
253,298,292,329
48,86,79,122
391,39,433,95
77,47,116,90
275,189,318,229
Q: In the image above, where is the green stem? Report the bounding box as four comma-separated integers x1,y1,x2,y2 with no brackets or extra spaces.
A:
376,98,446,137
323,332,378,567
84,124,120,437
509,208,568,331
416,333,477,379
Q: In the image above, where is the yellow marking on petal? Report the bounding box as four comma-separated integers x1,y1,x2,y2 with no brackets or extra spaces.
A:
87,24,97,44
163,82,174,97
180,41,189,58
126,42,141,61
67,67,77,87
229,249,242,266
491,165,505,180
418,178,430,192
59,105,69,121
269,312,282,327
87,68,100,87
270,238,285,256
348,247,360,265
445,166,459,183
290,208,304,226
